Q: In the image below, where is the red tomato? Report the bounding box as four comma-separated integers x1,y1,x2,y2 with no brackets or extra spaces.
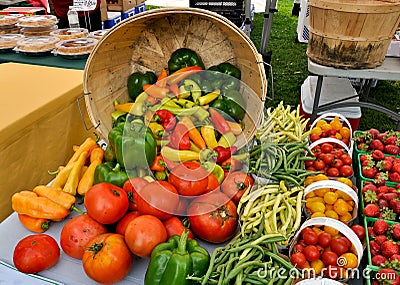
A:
188,191,238,243
291,252,307,267
310,133,320,142
303,245,320,262
330,238,349,256
322,251,339,266
322,153,335,165
221,171,254,205
313,159,326,171
303,230,318,245
327,167,340,177
13,234,60,274
84,182,129,224
305,160,314,168
206,173,220,193
124,215,167,258
163,216,195,239
115,211,140,235
82,233,132,284
122,178,149,211
351,224,366,241
340,154,352,166
339,165,353,177
175,197,189,216
136,181,179,220
60,214,108,259
318,232,332,248
321,143,334,153
168,161,209,196
331,158,344,169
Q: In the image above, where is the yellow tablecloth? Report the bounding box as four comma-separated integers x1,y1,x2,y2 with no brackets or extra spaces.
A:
0,63,92,222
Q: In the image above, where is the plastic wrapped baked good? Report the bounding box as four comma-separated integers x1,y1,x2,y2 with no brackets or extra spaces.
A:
15,36,59,53
50,28,89,40
0,25,20,34
54,37,98,56
88,29,109,40
0,15,19,26
18,15,58,28
0,34,24,50
21,25,58,37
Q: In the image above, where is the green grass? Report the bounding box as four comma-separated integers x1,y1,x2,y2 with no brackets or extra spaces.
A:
249,0,400,132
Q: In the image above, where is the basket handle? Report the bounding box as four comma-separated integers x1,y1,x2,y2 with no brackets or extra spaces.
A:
257,58,274,101
76,93,100,131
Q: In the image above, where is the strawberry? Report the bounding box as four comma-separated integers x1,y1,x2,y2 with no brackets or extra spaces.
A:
370,139,385,151
390,199,400,214
378,132,388,142
378,186,390,194
363,159,375,167
393,163,400,174
383,193,399,201
362,166,377,178
372,149,386,161
390,254,400,262
381,240,400,258
364,204,381,217
370,240,382,256
365,190,378,203
374,220,390,235
389,172,400,183
372,255,388,266
363,182,378,193
378,160,393,172
385,145,400,155
393,224,400,241
368,226,376,238
369,128,380,139
375,235,388,245
385,135,398,145
377,268,400,284
358,143,369,152
378,199,389,209
375,172,388,186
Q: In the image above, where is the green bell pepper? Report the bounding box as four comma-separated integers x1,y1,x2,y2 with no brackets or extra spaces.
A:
168,48,205,73
104,144,116,162
209,62,241,79
211,89,246,122
108,121,157,170
127,71,157,101
93,161,129,188
144,230,210,285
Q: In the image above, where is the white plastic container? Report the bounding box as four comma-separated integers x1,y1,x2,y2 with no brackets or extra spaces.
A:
300,76,361,131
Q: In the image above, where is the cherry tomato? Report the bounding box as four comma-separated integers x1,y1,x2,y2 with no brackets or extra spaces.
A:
13,234,60,274
294,244,305,253
322,153,335,165
305,160,314,168
351,224,366,241
340,154,352,166
338,236,352,249
168,161,209,196
124,215,167,258
303,245,320,262
115,211,140,235
331,158,344,169
82,233,132,284
136,180,179,220
188,191,238,243
291,252,307,267
221,171,254,205
321,143,334,153
318,232,333,248
60,214,108,259
303,230,319,245
339,165,353,177
330,238,349,256
333,149,344,158
327,167,340,177
84,182,129,224
310,133,320,142
322,251,339,266
122,178,149,211
163,216,195,239
313,159,326,171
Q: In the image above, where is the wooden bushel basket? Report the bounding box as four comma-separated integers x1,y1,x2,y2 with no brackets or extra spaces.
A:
83,8,267,148
307,0,400,69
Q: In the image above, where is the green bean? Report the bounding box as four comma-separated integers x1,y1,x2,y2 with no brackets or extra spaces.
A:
224,261,264,284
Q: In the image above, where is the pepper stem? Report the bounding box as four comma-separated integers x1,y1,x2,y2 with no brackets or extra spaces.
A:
176,229,189,255
71,205,85,214
113,163,121,172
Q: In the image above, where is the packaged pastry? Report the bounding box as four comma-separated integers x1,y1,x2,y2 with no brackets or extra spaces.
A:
15,36,59,53
50,28,89,40
21,25,58,37
88,29,109,40
18,15,58,28
0,25,20,35
54,37,98,56
0,34,24,50
0,15,19,26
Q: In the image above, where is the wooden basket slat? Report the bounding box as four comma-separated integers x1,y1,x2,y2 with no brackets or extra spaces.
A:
83,8,267,147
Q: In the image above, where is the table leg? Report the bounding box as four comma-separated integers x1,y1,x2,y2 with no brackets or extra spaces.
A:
311,75,323,123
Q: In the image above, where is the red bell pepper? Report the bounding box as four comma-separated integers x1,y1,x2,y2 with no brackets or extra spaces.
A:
154,109,176,132
213,146,237,164
150,155,166,172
